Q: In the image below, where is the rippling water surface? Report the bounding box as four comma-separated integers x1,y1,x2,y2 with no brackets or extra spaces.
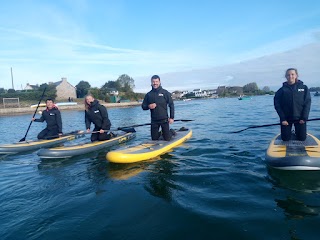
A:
1,95,320,240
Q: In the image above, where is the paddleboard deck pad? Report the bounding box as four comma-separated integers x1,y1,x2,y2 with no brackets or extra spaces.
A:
266,133,320,170
37,132,136,159
106,128,192,163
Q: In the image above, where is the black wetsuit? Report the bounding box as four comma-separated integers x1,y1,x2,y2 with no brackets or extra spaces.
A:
34,107,62,139
142,86,174,141
85,100,112,142
274,80,311,141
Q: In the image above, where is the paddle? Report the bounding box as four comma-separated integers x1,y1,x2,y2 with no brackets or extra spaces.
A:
19,87,47,142
232,118,320,133
117,119,194,130
84,128,136,134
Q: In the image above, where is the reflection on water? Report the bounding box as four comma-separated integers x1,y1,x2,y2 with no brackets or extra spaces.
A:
275,196,320,219
107,162,148,180
144,153,179,202
268,167,320,222
267,167,320,193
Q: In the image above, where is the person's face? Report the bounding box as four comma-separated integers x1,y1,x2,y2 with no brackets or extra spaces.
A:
151,78,161,89
86,96,94,105
285,70,297,85
46,100,54,109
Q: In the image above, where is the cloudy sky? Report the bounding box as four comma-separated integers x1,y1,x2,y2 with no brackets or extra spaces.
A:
0,0,320,92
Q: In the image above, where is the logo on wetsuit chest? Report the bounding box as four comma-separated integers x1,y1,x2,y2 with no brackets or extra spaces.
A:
158,93,164,97
49,113,55,116
298,88,304,92
94,110,100,113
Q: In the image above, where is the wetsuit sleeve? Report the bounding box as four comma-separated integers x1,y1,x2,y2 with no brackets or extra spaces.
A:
141,93,149,110
274,89,286,122
85,111,91,129
301,86,311,121
34,114,45,122
99,105,111,130
167,91,174,119
56,110,63,133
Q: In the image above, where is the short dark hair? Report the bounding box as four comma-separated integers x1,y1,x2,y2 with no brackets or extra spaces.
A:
46,98,54,103
151,75,160,81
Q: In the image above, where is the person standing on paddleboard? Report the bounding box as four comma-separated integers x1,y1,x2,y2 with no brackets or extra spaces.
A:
274,68,311,141
142,75,175,141
84,94,113,142
32,99,63,139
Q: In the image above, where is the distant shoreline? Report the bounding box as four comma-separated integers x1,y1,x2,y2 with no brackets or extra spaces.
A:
0,102,141,116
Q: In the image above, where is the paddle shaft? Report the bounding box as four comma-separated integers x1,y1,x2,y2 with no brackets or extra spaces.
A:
20,87,47,142
117,119,194,130
232,118,320,133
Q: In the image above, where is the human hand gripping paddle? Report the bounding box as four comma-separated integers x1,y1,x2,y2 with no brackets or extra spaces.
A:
19,87,47,142
231,118,320,133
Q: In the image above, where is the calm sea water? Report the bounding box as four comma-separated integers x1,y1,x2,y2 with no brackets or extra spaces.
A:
1,95,320,240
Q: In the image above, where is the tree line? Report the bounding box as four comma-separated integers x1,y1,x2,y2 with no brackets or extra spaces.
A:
75,74,144,102
0,74,144,103
216,82,274,98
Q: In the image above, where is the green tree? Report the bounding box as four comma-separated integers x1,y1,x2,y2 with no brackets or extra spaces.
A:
262,86,270,92
116,74,135,92
310,87,320,92
7,89,15,93
76,80,91,98
0,88,5,94
39,83,57,100
101,80,121,91
243,82,259,94
101,80,121,97
89,87,104,100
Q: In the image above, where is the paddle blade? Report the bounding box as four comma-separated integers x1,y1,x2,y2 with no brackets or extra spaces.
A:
120,128,136,133
19,137,26,142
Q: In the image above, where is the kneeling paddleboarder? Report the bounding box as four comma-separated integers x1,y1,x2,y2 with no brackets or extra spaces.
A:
32,98,63,139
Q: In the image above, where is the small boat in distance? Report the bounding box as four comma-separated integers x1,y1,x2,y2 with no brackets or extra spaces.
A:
238,95,251,100
314,91,320,97
183,98,192,101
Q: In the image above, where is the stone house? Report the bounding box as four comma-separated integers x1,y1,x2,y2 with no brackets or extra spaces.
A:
53,78,77,100
24,83,39,90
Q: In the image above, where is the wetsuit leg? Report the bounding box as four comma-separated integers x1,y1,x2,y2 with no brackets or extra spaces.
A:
45,127,59,139
151,123,161,140
98,132,111,141
37,129,49,139
161,122,172,141
280,123,292,141
91,127,99,142
294,122,307,141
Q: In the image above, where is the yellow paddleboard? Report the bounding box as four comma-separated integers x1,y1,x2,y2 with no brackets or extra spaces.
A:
106,129,192,163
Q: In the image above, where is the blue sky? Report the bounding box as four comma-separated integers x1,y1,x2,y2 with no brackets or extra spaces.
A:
0,0,320,92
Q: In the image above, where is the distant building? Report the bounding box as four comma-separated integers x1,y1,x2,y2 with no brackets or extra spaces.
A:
109,88,119,96
192,89,207,97
24,83,39,90
53,77,77,100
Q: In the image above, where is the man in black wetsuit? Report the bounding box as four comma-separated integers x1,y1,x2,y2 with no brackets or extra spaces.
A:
32,99,63,139
142,75,175,141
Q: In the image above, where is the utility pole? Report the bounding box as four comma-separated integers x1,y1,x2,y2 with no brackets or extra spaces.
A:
11,67,14,89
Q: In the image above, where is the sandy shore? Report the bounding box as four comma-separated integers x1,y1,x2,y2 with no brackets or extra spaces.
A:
0,102,141,116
